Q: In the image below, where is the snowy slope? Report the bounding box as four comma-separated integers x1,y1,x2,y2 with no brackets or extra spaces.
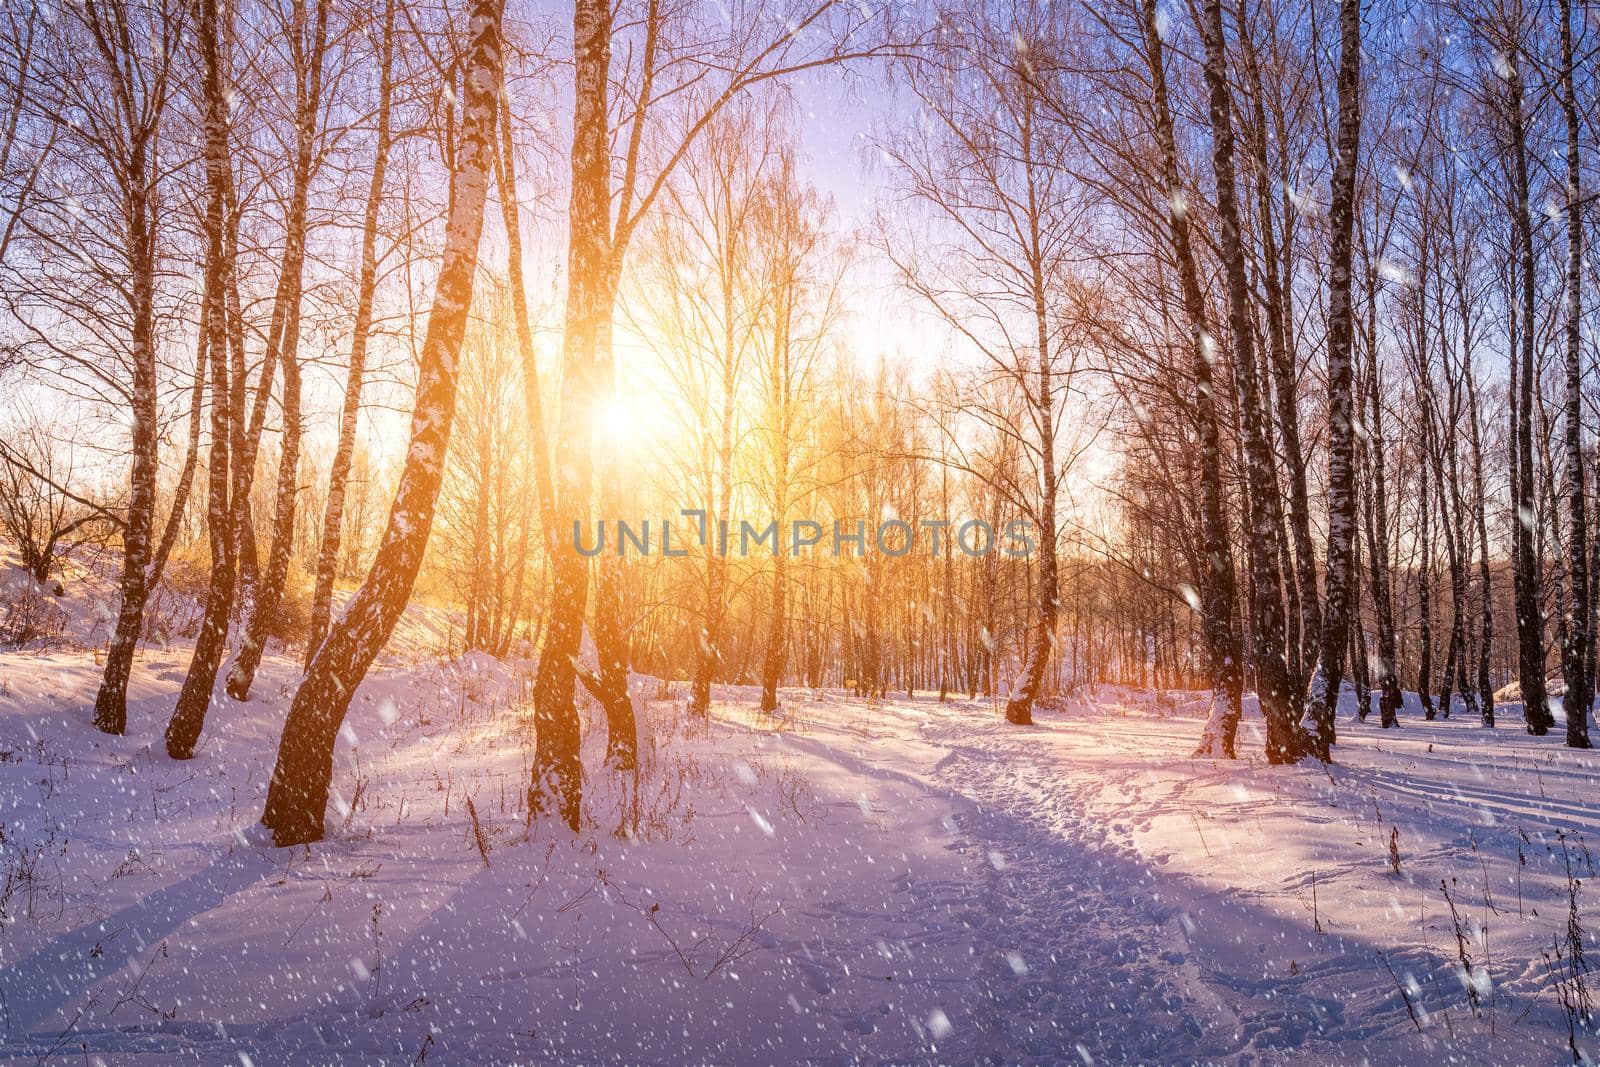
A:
1,647,1596,1063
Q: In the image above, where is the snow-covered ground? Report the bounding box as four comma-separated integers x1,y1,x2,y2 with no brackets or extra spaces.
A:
2,640,1598,1064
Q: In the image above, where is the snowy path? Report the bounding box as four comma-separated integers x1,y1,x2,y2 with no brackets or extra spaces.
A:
2,648,1597,1064
893,690,1600,1064
768,697,1233,1063
701,689,1600,1063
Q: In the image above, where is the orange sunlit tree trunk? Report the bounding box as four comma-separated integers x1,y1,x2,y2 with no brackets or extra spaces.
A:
528,0,909,829
755,158,836,713
528,0,610,831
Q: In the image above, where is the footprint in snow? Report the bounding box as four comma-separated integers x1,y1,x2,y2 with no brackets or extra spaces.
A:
797,960,834,994
843,1012,877,1035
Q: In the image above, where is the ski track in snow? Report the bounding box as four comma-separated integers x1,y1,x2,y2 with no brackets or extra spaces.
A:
1,642,1597,1064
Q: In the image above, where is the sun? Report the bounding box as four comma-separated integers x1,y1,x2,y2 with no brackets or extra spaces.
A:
592,394,652,445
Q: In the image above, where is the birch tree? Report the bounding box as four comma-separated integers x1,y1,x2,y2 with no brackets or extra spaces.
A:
878,1,1095,727
260,0,503,845
755,158,839,713
1487,9,1552,735
164,0,239,759
1304,0,1363,759
529,0,908,830
306,0,399,665
1195,0,1302,761
9,0,184,736
1556,0,1589,748
1134,0,1244,758
227,0,333,699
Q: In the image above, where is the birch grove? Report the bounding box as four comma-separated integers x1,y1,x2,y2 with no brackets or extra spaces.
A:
0,0,1597,847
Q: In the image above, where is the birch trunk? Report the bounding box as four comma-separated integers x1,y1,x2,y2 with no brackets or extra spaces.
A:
1196,0,1300,761
307,0,396,666
759,275,794,714
89,9,168,735
1465,326,1495,727
1304,0,1362,758
92,164,160,735
1139,0,1242,757
529,0,611,831
689,318,737,718
165,0,237,759
1418,422,1435,720
1002,79,1056,728
1503,45,1551,735
228,0,331,699
1362,351,1403,728
260,0,502,845
1239,12,1319,689
1557,0,1590,748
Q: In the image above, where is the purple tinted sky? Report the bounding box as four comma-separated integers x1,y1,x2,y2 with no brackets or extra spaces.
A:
786,63,899,225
